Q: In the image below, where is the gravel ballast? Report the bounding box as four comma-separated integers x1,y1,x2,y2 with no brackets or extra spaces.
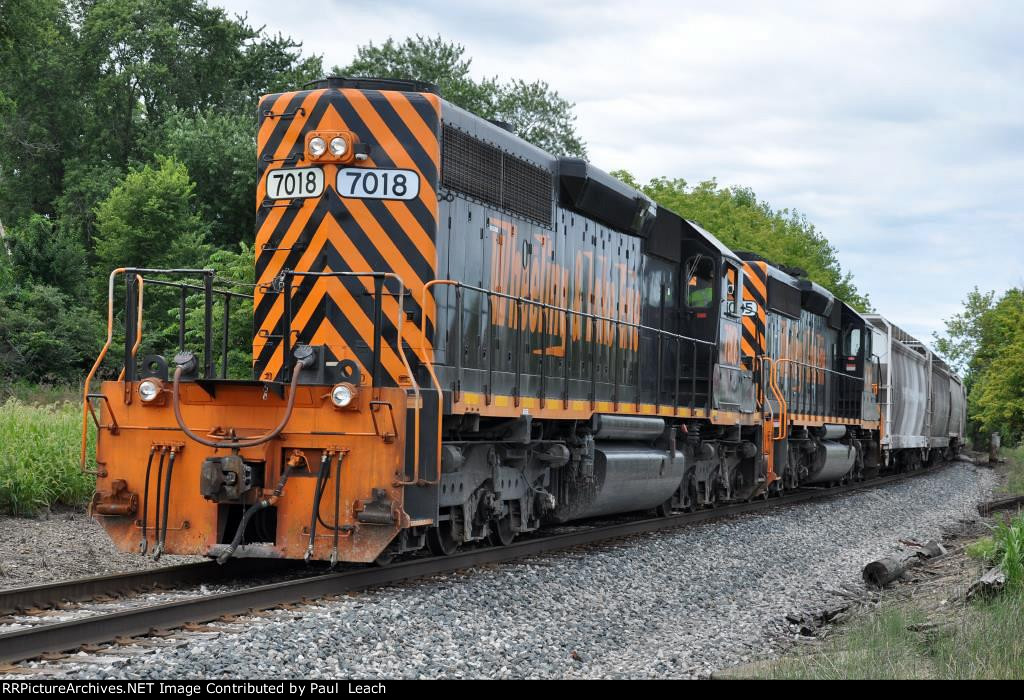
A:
32,462,994,679
0,510,200,587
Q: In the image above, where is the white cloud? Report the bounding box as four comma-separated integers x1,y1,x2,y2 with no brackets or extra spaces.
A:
218,0,1024,344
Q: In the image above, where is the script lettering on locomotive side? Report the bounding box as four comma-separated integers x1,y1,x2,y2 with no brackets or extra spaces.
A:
487,221,641,354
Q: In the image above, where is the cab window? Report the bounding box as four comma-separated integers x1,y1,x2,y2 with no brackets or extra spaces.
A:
843,328,862,356
685,255,714,309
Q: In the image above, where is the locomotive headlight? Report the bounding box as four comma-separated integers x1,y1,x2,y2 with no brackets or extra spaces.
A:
308,136,327,158
329,136,348,157
138,378,162,403
330,382,357,408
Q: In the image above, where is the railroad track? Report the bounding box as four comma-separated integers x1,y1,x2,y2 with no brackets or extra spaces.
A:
0,462,959,667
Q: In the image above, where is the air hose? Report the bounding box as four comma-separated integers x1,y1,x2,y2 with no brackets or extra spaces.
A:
171,347,315,450
138,446,157,554
304,452,332,563
153,448,177,561
217,464,298,565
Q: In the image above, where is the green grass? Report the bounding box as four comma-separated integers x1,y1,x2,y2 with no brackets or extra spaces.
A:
0,398,96,516
763,593,1024,679
1004,446,1024,495
967,512,1024,590
0,380,82,406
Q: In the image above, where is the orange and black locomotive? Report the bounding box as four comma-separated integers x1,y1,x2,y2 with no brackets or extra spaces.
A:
84,77,966,565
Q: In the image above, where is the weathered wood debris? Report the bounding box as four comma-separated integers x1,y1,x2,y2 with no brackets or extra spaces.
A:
862,540,948,588
977,494,1024,517
967,566,1006,601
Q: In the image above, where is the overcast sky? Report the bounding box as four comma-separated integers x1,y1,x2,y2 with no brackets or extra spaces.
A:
216,0,1023,343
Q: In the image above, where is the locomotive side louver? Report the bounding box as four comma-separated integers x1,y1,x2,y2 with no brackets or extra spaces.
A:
441,125,553,226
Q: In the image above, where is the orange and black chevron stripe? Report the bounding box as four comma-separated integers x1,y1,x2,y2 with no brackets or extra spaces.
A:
252,87,440,385
741,261,768,359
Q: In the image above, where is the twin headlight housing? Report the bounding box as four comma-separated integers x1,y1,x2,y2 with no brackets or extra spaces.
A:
307,132,352,162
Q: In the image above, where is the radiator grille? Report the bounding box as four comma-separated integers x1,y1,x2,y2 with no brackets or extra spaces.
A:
441,125,553,226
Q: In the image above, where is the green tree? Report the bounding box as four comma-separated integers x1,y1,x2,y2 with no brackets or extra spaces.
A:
336,35,587,157
494,79,586,158
54,159,124,252
965,290,1024,444
0,224,13,289
0,0,81,223
93,156,210,274
158,110,257,248
933,287,997,375
340,35,498,116
7,214,89,296
0,283,103,384
77,0,322,164
616,174,870,311
937,287,1024,445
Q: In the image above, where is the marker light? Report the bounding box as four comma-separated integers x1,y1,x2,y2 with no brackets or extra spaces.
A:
138,379,162,403
309,136,327,157
331,383,356,408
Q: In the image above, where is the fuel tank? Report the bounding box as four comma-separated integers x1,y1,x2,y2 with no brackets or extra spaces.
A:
805,440,856,484
551,443,686,522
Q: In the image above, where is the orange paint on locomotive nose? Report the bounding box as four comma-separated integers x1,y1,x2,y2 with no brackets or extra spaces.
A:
92,381,413,563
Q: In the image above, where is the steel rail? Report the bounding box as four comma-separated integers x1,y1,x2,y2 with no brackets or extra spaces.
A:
0,560,293,616
0,462,958,665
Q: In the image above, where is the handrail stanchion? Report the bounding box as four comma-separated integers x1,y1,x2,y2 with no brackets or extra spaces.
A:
539,297,547,407
655,331,663,411
611,318,620,410
123,275,138,383
589,312,597,409
514,298,523,407
674,338,681,409
454,284,463,403
485,290,494,406
281,272,293,381
118,274,145,382
562,307,571,409
221,295,230,379
82,268,126,468
203,272,214,379
635,326,643,412
178,286,187,352
690,344,697,411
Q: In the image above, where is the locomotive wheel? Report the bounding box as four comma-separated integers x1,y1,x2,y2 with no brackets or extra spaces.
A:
427,521,460,556
374,550,395,567
488,516,516,546
681,477,697,512
655,498,673,518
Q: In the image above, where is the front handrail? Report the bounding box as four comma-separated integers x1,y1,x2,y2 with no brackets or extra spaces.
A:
81,267,218,468
279,270,429,486
117,274,144,382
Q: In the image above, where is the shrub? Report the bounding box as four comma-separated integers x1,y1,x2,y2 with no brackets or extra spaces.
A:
0,399,95,515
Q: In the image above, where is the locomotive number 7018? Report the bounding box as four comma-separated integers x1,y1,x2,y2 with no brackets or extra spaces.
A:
337,168,420,201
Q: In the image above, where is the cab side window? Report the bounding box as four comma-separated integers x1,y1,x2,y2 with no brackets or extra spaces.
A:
685,255,714,309
843,328,862,356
